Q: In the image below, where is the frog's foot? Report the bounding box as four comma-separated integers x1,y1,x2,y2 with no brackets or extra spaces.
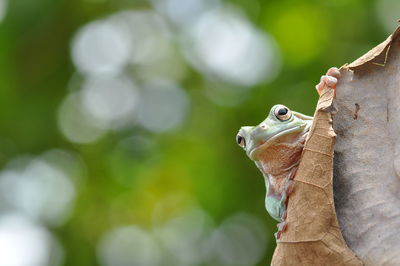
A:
281,181,294,226
274,183,294,240
275,168,298,240
315,67,341,96
288,167,298,180
275,221,288,240
281,210,287,221
283,167,297,204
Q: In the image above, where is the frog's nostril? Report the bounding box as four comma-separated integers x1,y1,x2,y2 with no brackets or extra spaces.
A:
261,124,266,129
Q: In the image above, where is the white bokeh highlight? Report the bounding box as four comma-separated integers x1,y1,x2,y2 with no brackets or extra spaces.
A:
109,11,188,82
0,213,63,266
97,226,161,266
209,213,268,265
110,11,171,65
156,208,214,265
151,0,221,27
58,92,106,144
0,0,7,23
71,19,132,76
137,80,189,133
81,75,139,129
0,158,76,227
96,206,268,266
184,7,280,87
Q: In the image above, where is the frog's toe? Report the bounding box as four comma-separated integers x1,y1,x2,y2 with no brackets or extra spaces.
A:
281,210,287,221
316,75,337,95
275,221,288,240
315,75,333,94
277,221,287,232
282,180,295,208
326,67,341,79
316,67,340,95
324,75,338,87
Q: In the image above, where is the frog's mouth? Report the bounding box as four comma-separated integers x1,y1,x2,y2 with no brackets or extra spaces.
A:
248,124,311,160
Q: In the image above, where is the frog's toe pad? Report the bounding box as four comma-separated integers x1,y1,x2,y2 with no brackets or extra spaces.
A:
281,210,287,221
316,75,338,92
324,75,338,87
275,221,288,240
326,67,341,79
277,221,287,232
316,67,340,95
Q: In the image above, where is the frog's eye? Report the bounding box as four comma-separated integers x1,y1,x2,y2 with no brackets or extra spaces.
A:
236,134,246,148
274,105,292,121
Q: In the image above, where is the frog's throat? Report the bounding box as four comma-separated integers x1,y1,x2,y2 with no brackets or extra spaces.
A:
248,124,311,160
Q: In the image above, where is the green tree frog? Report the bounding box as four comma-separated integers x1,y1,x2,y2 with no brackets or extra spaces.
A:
236,67,340,238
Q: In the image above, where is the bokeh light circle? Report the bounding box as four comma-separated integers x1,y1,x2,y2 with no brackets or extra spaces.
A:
150,0,221,27
0,0,7,22
156,208,214,265
110,11,171,65
71,19,132,76
210,213,267,265
137,80,189,133
58,92,106,144
0,213,63,266
0,158,76,227
97,226,161,266
81,75,139,129
184,7,280,86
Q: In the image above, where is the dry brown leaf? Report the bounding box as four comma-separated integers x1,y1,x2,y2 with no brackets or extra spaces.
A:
272,26,400,266
333,27,400,265
271,85,362,266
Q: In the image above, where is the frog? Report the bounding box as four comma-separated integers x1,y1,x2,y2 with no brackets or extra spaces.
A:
236,67,340,239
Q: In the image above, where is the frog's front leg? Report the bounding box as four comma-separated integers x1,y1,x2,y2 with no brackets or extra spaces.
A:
263,169,297,239
273,167,297,239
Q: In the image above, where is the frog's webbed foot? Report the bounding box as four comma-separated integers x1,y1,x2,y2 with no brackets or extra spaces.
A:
315,67,341,96
275,167,297,240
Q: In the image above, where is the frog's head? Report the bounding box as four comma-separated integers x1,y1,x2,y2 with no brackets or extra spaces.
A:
236,104,313,161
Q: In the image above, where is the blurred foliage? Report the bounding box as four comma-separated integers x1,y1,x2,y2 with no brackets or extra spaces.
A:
0,0,394,265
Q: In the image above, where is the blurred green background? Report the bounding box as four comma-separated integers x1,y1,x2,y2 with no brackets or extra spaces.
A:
0,0,397,265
